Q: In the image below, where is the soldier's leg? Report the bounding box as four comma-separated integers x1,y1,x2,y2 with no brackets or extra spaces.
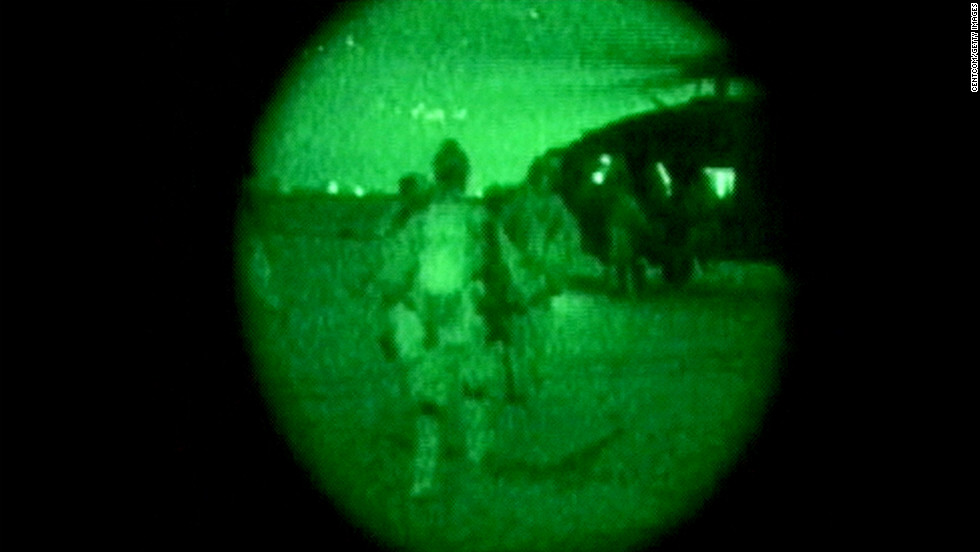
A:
609,222,634,297
525,308,546,393
458,345,500,466
461,396,493,465
613,254,639,299
410,405,441,498
389,302,426,363
407,309,452,498
389,302,442,497
516,311,545,402
503,314,526,403
408,353,452,498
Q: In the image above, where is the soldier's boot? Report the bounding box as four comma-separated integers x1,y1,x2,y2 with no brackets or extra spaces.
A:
410,415,440,498
462,398,494,466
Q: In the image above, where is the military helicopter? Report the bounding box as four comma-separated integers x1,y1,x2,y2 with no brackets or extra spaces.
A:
517,30,775,285
546,86,771,286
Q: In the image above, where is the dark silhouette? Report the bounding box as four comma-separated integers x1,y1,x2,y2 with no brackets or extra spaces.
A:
375,139,497,498
547,98,767,287
484,150,581,401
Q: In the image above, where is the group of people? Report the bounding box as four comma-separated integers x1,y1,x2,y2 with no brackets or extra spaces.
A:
570,150,720,292
373,139,580,498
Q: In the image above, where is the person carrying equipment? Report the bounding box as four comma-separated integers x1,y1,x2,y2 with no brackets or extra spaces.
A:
375,139,501,498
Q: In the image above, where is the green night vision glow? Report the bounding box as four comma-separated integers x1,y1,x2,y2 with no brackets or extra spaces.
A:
237,2,785,552
704,167,736,200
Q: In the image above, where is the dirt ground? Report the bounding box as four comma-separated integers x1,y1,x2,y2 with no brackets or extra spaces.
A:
239,198,790,552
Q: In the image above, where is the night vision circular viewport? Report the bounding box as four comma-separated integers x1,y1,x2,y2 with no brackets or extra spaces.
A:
236,1,791,551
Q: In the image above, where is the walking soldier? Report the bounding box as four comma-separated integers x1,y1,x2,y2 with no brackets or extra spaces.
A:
376,140,501,498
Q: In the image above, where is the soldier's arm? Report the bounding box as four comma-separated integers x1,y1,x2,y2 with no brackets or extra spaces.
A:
540,198,584,292
557,200,583,252
370,220,419,305
493,219,553,307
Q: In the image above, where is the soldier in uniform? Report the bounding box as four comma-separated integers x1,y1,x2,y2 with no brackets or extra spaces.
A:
375,139,500,498
595,153,654,298
375,172,432,241
237,188,282,312
661,159,702,284
492,150,582,402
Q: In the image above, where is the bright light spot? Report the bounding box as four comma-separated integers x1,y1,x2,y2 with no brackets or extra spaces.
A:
655,161,672,197
599,153,612,166
410,102,451,124
655,162,671,185
704,167,736,199
423,108,445,124
354,186,366,197
327,181,339,194
591,171,605,185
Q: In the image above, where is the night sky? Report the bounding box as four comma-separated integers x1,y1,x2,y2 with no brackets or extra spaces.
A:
251,0,758,195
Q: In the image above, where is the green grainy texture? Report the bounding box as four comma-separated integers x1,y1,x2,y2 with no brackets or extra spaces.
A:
705,167,735,199
251,0,755,195
239,2,780,550
237,195,787,552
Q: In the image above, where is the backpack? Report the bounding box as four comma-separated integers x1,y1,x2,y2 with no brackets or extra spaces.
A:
415,199,484,296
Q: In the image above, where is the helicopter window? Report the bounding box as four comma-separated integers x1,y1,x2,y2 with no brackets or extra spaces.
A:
655,161,673,197
704,167,735,199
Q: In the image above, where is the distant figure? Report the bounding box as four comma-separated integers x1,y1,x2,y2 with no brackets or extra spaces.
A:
639,155,716,284
491,150,582,401
683,167,723,277
597,153,654,298
431,138,470,195
661,159,703,283
502,150,581,292
375,139,500,498
245,235,280,310
377,172,432,239
237,195,282,311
